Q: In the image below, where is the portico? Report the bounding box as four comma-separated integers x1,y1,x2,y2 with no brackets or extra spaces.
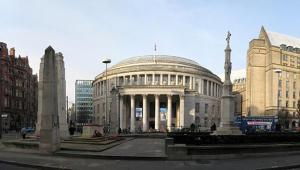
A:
119,86,185,132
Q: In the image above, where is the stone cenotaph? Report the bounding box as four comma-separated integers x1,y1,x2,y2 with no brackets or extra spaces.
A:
213,32,242,135
39,46,60,153
36,51,68,138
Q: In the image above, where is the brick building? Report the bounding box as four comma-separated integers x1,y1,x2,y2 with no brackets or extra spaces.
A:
0,42,38,131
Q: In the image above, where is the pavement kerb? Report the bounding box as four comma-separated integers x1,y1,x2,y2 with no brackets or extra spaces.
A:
256,163,300,170
0,159,71,170
55,151,168,161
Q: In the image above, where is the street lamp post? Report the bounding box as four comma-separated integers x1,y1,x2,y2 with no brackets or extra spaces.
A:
274,69,282,120
102,58,111,132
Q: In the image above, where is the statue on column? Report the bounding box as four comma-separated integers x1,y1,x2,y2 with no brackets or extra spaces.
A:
213,31,242,135
224,31,232,86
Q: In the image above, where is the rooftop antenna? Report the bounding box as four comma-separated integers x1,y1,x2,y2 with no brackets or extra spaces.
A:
153,43,157,63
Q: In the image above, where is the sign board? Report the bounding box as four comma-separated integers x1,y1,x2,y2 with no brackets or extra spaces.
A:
135,107,142,121
160,108,167,121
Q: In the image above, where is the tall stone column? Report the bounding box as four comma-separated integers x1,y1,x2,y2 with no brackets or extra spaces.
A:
213,31,242,135
179,95,185,128
130,95,135,133
155,94,160,131
56,52,68,138
40,46,60,153
142,94,148,132
119,95,124,129
167,95,172,131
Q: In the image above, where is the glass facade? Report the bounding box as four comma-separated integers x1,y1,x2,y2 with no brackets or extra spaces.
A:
75,80,93,124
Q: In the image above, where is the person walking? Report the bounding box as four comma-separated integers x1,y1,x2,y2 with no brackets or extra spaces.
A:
21,127,27,139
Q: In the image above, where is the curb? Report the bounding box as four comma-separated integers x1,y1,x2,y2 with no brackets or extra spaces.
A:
55,151,168,161
0,159,71,170
257,164,300,170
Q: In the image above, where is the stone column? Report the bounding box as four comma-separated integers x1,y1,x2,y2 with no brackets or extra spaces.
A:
130,95,135,133
40,46,60,153
168,74,171,85
167,95,172,131
193,77,196,90
152,74,155,85
144,74,147,85
201,79,204,94
155,94,160,131
189,76,192,89
183,76,186,86
130,75,132,85
142,94,148,132
137,74,140,85
55,52,68,138
119,95,124,129
179,95,185,128
175,75,178,85
160,74,163,85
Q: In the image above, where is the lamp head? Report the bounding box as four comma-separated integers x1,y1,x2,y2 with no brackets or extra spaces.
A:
102,58,111,64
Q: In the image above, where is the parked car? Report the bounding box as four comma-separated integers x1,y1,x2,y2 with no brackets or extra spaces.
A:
24,127,35,133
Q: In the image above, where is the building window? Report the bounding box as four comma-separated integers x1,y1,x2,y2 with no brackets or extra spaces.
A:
4,97,8,107
205,104,208,113
203,80,207,95
279,100,282,107
286,101,289,107
278,80,282,88
293,91,296,99
286,91,289,98
293,101,296,108
178,75,183,85
283,54,288,61
293,81,296,90
195,103,200,113
195,83,199,92
278,90,282,97
286,81,289,89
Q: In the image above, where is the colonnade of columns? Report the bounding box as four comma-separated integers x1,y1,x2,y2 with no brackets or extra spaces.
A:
94,76,222,99
119,94,185,132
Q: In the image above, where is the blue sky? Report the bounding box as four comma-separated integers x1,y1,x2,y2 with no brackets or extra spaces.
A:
1,0,300,102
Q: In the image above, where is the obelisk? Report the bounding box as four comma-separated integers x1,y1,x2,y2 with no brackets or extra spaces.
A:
213,31,242,135
39,46,60,153
36,53,68,138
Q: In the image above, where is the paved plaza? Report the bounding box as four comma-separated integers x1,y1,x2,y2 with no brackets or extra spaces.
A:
1,137,300,169
1,149,300,170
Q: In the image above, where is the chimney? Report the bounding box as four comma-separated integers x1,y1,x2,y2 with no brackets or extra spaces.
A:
10,48,15,56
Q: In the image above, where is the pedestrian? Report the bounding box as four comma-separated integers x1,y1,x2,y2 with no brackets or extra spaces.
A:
210,123,216,131
21,127,27,139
